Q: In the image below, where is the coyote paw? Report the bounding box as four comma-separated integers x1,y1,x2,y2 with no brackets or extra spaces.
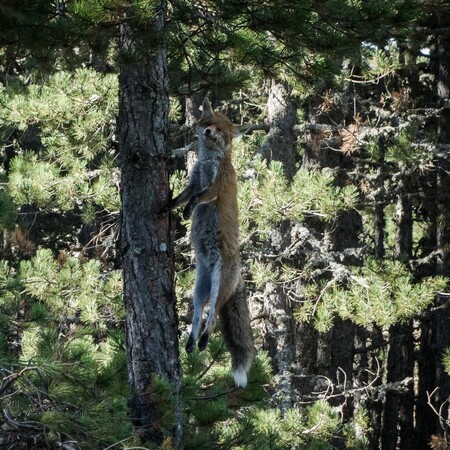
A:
185,335,195,353
183,203,194,220
158,202,172,217
198,331,209,352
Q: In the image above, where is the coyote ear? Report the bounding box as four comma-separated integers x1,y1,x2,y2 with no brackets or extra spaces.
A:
232,124,249,137
200,97,214,119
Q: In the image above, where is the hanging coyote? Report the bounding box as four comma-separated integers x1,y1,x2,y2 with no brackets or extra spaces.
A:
162,98,254,387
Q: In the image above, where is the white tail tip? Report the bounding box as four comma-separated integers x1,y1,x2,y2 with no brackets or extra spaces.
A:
233,367,248,388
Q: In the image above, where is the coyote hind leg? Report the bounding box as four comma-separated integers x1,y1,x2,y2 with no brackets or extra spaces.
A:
197,259,222,351
186,264,210,353
198,260,240,352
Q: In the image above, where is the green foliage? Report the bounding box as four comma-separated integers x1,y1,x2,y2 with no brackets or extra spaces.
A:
0,189,17,230
181,336,273,449
0,1,91,74
296,259,448,332
19,248,123,324
192,391,230,426
147,374,180,432
249,259,280,290
443,347,450,376
0,58,126,449
0,260,22,354
9,154,58,207
360,41,401,81
180,341,370,449
289,168,359,221
217,399,363,450
366,124,436,170
1,68,119,220
238,156,358,237
170,169,189,200
0,246,127,448
342,407,371,450
306,400,340,441
71,0,122,25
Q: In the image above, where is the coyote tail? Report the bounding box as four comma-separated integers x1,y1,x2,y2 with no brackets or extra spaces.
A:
219,277,255,388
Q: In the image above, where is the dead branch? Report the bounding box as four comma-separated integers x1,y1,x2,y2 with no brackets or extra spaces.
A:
427,388,450,434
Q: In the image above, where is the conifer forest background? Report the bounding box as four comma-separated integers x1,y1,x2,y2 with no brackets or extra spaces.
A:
1,1,450,449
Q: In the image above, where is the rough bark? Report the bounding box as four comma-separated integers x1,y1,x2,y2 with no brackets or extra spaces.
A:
257,81,299,408
118,4,182,446
415,16,450,448
261,221,298,409
416,304,450,450
366,326,385,450
435,19,450,277
259,80,298,179
394,182,413,260
381,173,414,450
382,322,414,450
263,282,297,410
184,93,204,173
374,136,387,260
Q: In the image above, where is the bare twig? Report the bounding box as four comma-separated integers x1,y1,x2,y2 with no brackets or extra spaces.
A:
298,358,383,404
426,388,450,434
0,366,40,397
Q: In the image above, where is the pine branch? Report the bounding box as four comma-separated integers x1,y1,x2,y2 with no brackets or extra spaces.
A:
0,366,40,398
426,388,450,433
197,342,225,381
103,437,134,450
298,362,413,405
171,141,197,157
190,387,238,401
2,408,42,431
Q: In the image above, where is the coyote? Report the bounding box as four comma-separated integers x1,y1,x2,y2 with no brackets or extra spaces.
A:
162,98,254,387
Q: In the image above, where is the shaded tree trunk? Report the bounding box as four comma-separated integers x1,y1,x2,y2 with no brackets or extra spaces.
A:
326,212,361,426
374,135,387,260
415,16,450,449
435,14,450,278
261,220,299,409
366,326,385,450
382,322,414,450
394,181,413,260
118,4,182,446
382,173,414,450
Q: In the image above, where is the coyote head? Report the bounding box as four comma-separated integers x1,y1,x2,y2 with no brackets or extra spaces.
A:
198,98,240,156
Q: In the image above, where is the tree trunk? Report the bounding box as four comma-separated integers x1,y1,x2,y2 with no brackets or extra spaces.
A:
259,80,298,179
118,4,182,446
394,181,413,259
382,322,414,450
184,93,204,173
258,81,298,408
382,174,414,450
263,282,297,410
435,17,450,278
415,17,450,448
366,326,384,450
374,136,387,260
